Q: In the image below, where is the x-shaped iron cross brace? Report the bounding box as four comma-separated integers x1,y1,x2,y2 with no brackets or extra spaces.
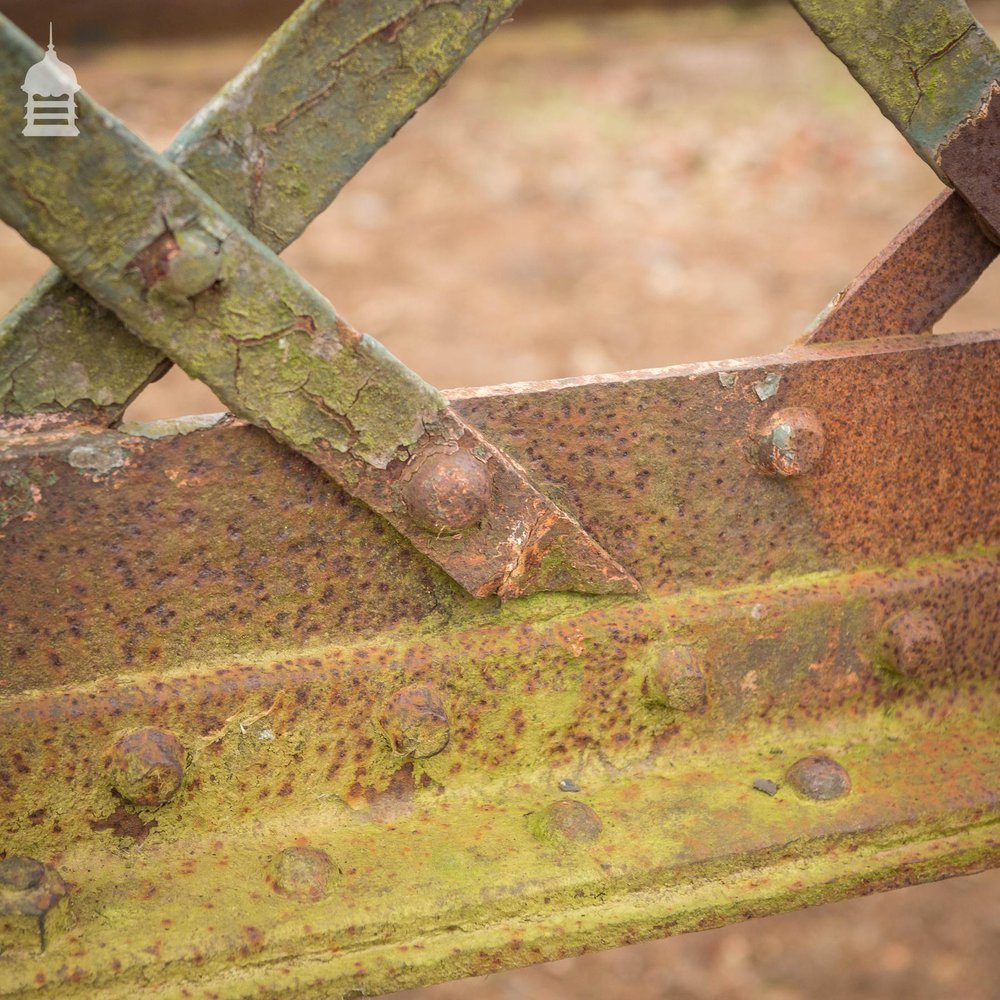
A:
0,11,640,601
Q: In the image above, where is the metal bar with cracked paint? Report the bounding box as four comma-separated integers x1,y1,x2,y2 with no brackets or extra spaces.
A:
0,17,637,601
0,0,523,423
799,189,998,344
792,0,1000,239
790,0,999,171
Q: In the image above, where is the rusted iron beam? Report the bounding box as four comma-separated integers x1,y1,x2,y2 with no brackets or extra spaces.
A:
0,527,996,991
0,17,636,601
1,329,997,993
1,329,997,689
0,0,523,424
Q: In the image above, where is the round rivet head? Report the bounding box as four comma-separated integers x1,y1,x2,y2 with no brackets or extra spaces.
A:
158,228,221,298
528,800,603,846
377,685,450,759
0,858,69,953
107,727,186,807
267,847,333,902
648,645,707,712
403,451,492,534
0,857,45,892
879,610,944,678
751,406,825,477
786,755,851,800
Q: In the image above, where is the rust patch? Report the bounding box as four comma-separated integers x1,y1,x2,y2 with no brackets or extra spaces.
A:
89,806,158,844
940,81,1000,241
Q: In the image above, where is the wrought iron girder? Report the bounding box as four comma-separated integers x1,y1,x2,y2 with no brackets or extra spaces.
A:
0,17,637,602
0,0,524,422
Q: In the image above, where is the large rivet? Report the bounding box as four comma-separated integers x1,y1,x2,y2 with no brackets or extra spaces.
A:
785,755,851,800
648,645,707,712
528,800,603,846
878,610,944,678
751,406,825,477
0,857,69,953
377,685,450,759
106,727,187,807
267,847,333,902
403,451,492,534
131,226,221,298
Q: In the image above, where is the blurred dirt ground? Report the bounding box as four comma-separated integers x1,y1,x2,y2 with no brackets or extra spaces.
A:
1,3,998,998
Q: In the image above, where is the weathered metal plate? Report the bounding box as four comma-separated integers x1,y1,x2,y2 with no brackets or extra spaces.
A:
2,330,997,692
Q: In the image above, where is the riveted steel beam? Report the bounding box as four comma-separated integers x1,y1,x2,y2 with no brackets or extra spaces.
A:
0,17,637,601
1,328,998,993
1,329,997,689
0,521,997,993
0,0,523,424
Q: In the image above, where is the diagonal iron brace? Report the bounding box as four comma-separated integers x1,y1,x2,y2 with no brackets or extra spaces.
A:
0,17,638,601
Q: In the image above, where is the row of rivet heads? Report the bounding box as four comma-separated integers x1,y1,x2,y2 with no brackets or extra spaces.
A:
0,403,955,954
1,741,852,957
3,597,944,958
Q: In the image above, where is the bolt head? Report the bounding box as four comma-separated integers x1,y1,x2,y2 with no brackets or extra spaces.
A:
267,847,333,902
786,755,851,800
879,610,944,678
528,799,603,846
648,645,707,712
403,451,492,534
377,685,450,759
751,406,825,477
107,727,187,807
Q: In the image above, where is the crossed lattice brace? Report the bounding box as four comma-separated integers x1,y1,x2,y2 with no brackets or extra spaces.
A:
0,0,998,598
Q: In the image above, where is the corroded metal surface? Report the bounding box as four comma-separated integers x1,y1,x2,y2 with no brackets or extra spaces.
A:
939,81,1000,240
0,17,636,601
1,330,997,691
0,0,523,421
801,191,998,344
1,331,997,995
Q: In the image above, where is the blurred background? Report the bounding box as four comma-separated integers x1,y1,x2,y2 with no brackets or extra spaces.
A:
2,1,998,996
